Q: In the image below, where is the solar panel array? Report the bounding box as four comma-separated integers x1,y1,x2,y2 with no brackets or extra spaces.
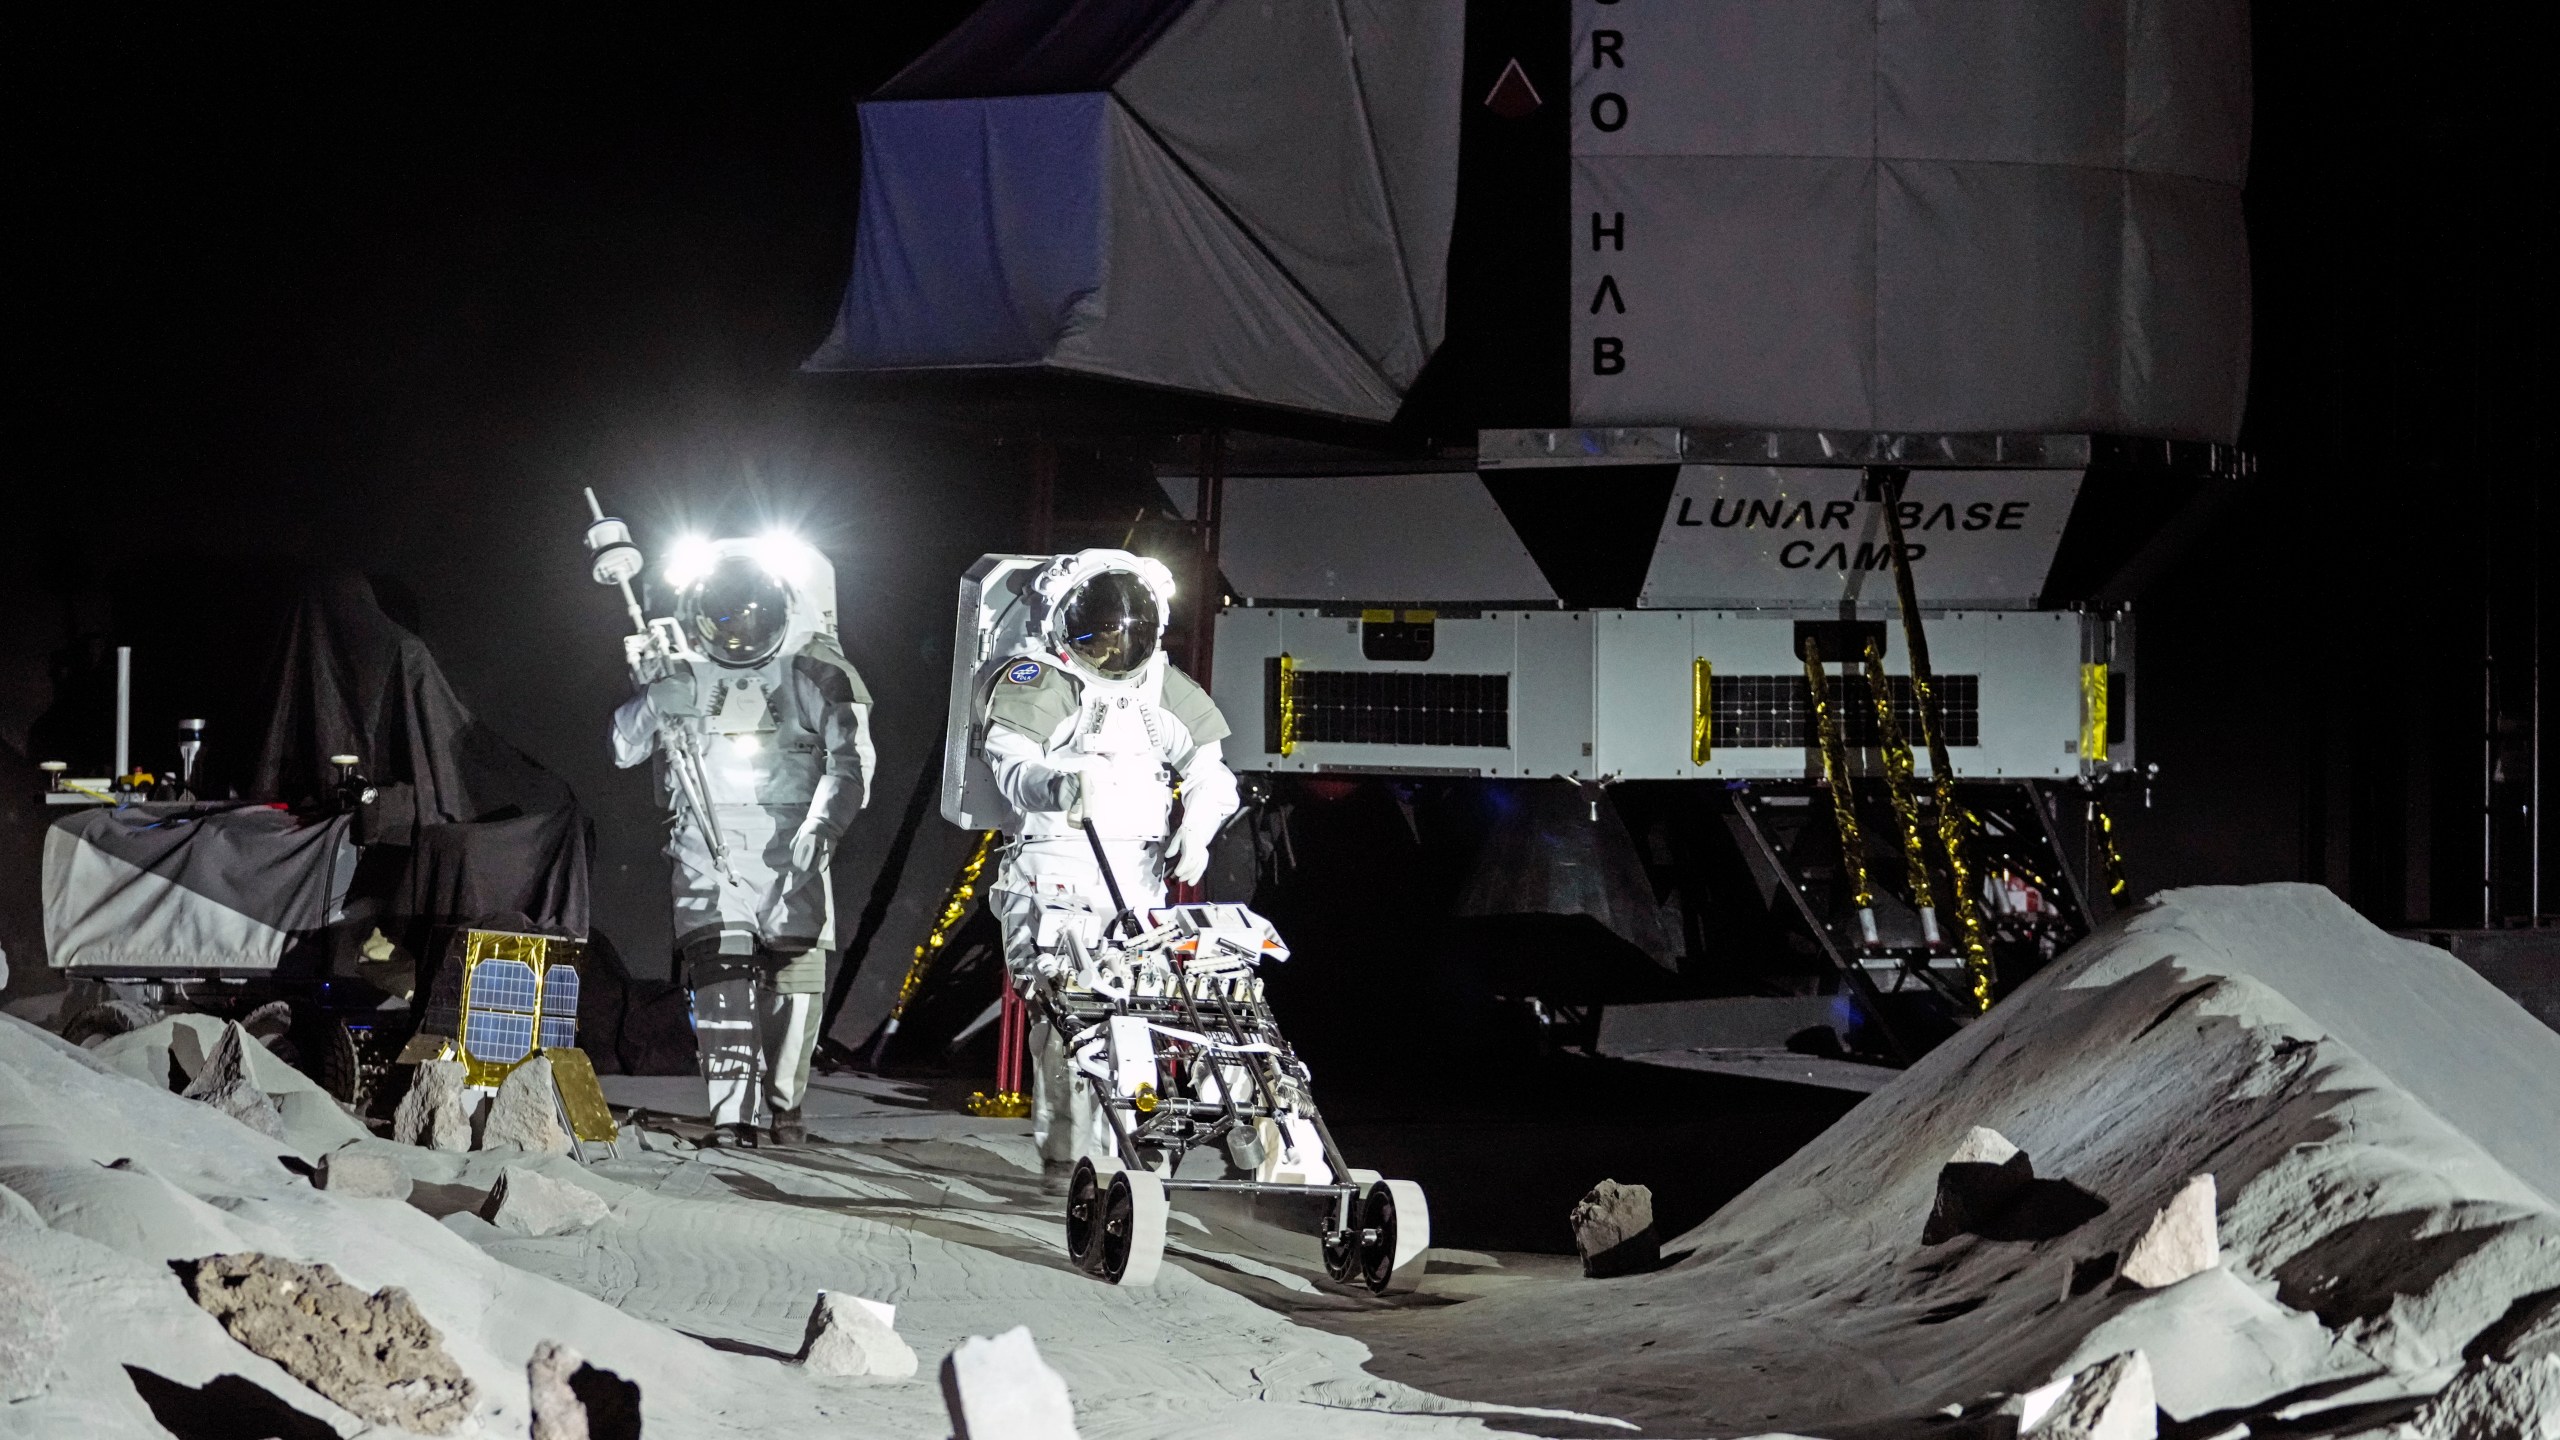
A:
463,957,541,1066
1710,673,1981,749
540,965,580,1019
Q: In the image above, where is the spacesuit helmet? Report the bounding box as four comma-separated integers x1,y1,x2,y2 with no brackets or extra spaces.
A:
1058,570,1161,678
676,554,793,667
1036,549,1176,682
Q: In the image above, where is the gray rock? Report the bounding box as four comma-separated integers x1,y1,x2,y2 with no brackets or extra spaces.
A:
1570,1180,1660,1278
1924,1126,2037,1245
530,1339,590,1440
943,1326,1079,1440
1950,1126,2022,1167
207,1082,290,1141
2026,1350,2155,1440
2484,1289,2560,1364
0,1256,61,1402
481,1056,572,1155
2119,1174,2218,1289
2415,1354,2560,1440
315,1151,413,1202
184,1251,476,1435
394,1060,473,1152
480,1166,611,1238
797,1291,917,1380
527,1338,642,1440
179,1022,289,1141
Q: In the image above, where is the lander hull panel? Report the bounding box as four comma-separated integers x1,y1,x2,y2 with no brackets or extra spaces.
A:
1213,607,2127,784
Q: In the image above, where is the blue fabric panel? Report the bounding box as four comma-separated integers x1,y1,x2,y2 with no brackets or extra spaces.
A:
808,93,1109,370
874,0,1195,100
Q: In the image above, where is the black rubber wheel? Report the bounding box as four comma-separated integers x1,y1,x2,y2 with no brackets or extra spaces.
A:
1098,1172,1137,1281
1358,1182,1404,1294
1096,1168,1167,1286
239,999,294,1043
61,999,161,1048
1064,1158,1106,1271
1356,1179,1431,1295
319,1019,366,1109
1322,1223,1362,1285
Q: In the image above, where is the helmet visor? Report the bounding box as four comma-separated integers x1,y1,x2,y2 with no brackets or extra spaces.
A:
678,555,791,666
1058,570,1161,678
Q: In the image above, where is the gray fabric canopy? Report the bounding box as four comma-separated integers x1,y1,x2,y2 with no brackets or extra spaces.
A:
808,0,1466,422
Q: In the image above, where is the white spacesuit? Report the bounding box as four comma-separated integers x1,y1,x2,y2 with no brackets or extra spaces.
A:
611,535,874,1145
972,550,1239,1167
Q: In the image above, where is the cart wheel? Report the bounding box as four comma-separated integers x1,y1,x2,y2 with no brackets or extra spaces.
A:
1064,1157,1118,1271
61,999,161,1048
1321,1173,1381,1285
1097,1168,1168,1287
1358,1180,1431,1296
319,1020,367,1110
1323,1223,1362,1285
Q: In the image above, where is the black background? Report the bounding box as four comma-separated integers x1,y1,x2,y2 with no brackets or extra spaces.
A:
3,5,2550,1005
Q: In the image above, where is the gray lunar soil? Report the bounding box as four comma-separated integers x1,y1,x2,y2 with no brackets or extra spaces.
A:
1343,885,2560,1438
0,882,2553,1438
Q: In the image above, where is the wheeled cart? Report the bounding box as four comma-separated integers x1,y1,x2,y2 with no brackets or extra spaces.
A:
1031,901,1430,1293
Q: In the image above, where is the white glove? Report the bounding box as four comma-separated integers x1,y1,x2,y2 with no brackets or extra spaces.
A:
1060,771,1087,827
1164,816,1215,887
789,819,829,874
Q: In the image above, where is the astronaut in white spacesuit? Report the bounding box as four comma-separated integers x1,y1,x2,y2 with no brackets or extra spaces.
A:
612,535,874,1146
973,549,1239,1170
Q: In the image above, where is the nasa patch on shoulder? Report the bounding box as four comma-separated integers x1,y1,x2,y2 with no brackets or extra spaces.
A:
1005,660,1044,684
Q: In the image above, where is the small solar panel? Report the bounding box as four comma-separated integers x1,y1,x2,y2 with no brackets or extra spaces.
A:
538,1014,577,1051
539,965,580,1019
467,959,540,1015
465,1008,535,1065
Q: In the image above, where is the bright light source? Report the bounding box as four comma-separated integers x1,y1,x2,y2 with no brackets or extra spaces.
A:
664,535,716,589
750,530,819,586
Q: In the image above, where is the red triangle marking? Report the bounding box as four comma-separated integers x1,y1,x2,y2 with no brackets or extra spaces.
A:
1484,57,1542,119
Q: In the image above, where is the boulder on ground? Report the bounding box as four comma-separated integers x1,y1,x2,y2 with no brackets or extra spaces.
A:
2118,1174,2218,1289
394,1060,474,1152
530,1339,590,1440
943,1326,1079,1440
183,1251,476,1435
315,1151,413,1201
2025,1350,2155,1440
0,1256,61,1402
2415,1354,2560,1440
1923,1127,2036,1245
527,1337,645,1440
482,1055,573,1154
96,1015,368,1151
2483,1289,2560,1364
1570,1180,1660,1278
480,1166,611,1238
798,1291,917,1380
178,1023,289,1142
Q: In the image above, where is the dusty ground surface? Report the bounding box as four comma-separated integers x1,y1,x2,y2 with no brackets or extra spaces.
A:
1337,886,2560,1439
0,1011,1605,1437
1,883,2552,1438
